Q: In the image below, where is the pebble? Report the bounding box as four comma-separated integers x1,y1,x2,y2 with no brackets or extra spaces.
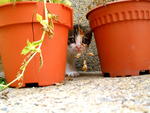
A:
0,72,4,78
0,107,8,112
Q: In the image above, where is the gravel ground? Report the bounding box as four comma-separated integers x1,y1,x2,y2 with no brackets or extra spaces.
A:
0,73,150,113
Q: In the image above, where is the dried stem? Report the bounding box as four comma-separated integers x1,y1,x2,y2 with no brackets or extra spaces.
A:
0,0,48,91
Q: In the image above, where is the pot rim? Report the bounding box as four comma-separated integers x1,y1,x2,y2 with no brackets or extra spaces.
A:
86,0,150,19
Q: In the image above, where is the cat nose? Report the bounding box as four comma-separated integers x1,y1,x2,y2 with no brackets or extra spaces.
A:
76,46,81,51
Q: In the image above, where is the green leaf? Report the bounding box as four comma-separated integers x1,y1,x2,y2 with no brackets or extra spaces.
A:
48,13,58,21
36,13,43,22
0,78,6,90
21,40,33,55
32,39,43,47
48,14,53,19
21,40,43,55
0,0,10,5
62,0,72,6
20,65,26,71
10,0,15,2
51,0,61,3
39,51,43,69
21,48,31,55
27,40,32,47
49,0,72,6
40,20,49,28
10,0,22,4
0,78,6,84
48,22,54,30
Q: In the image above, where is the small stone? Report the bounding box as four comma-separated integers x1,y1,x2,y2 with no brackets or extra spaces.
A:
15,102,20,105
0,72,4,78
1,107,8,112
34,103,39,106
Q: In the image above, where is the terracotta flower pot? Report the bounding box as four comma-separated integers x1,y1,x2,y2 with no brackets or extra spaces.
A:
87,0,150,77
0,1,73,87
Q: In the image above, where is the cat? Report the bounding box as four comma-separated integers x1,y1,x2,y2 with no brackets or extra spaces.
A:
66,24,93,76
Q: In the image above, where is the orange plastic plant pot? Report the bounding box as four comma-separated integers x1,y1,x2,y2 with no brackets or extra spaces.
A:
87,1,150,77
0,2,73,87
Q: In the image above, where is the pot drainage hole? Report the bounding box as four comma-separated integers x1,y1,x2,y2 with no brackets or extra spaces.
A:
25,83,39,87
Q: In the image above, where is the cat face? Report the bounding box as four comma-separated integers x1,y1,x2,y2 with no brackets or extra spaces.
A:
68,24,92,54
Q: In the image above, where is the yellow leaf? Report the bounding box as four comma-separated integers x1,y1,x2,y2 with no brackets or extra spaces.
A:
36,13,43,22
40,20,48,26
82,64,87,72
48,13,53,19
75,53,81,58
63,0,72,6
82,60,87,71
87,52,94,56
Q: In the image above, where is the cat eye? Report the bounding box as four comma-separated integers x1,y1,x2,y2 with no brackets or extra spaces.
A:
82,31,92,45
82,38,88,44
68,38,75,44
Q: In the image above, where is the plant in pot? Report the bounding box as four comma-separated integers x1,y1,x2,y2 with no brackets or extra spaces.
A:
87,0,150,77
0,0,73,90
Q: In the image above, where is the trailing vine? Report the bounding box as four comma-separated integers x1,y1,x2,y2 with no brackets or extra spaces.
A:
0,0,71,91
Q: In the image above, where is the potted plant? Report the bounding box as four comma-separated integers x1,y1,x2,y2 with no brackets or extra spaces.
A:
87,0,150,77
0,0,73,89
